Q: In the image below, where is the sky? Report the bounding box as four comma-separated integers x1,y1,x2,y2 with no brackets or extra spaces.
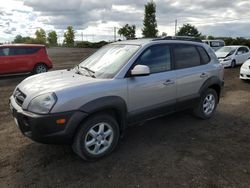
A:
0,0,250,43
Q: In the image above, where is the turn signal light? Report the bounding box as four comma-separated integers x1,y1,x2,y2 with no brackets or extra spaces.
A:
56,119,66,125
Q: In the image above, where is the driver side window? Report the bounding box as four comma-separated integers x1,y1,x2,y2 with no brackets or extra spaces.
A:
135,45,171,74
237,47,245,55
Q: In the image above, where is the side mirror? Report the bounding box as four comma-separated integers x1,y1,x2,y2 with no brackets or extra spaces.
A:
130,65,150,76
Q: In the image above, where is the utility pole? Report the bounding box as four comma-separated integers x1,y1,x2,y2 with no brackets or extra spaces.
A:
81,32,83,42
175,19,177,36
114,27,116,42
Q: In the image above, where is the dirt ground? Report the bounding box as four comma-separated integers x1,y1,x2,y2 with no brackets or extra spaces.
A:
0,47,250,188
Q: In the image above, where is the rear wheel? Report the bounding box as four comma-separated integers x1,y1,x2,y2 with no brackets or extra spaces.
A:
33,63,48,74
193,89,218,119
72,113,120,161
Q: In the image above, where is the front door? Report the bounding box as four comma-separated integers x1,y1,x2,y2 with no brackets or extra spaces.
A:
127,44,176,122
235,47,246,65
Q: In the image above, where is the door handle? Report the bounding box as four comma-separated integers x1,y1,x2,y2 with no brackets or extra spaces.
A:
163,79,175,86
200,72,208,78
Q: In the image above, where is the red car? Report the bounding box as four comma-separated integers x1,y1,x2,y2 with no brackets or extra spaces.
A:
0,44,53,75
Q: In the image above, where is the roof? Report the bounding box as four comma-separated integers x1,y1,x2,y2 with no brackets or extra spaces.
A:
0,44,45,47
113,38,153,46
113,36,204,46
202,39,224,42
223,45,248,48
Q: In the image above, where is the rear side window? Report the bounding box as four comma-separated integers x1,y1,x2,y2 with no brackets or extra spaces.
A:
197,46,210,64
173,44,201,69
13,47,41,55
136,45,171,74
14,48,26,55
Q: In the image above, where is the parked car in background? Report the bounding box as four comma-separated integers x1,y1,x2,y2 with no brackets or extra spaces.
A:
0,44,53,75
240,59,250,80
10,37,224,160
202,40,225,51
215,45,250,68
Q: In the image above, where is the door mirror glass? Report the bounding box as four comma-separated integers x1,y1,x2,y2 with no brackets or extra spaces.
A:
131,65,150,76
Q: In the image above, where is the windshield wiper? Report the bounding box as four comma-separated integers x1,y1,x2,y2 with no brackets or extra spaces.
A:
80,66,96,78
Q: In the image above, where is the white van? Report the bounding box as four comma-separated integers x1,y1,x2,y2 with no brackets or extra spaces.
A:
202,40,225,51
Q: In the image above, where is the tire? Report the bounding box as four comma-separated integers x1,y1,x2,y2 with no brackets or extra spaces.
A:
33,63,48,74
231,60,236,68
72,113,120,161
193,89,218,119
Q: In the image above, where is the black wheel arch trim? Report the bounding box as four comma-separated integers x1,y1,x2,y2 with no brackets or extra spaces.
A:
79,96,128,132
199,76,223,100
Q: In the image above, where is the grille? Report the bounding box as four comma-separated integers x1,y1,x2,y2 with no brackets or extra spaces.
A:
14,88,26,106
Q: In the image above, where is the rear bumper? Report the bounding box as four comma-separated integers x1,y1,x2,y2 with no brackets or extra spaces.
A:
9,96,88,144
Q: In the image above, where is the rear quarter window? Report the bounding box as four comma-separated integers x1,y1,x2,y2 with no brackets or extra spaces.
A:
197,46,210,64
26,47,41,54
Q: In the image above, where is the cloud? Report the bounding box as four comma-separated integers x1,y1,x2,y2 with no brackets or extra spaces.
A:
1,0,250,42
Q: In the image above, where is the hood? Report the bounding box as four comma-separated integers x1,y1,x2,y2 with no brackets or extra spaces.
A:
18,70,103,96
215,52,231,58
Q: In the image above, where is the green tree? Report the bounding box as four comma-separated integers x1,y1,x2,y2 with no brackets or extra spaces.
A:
199,35,207,40
118,24,136,40
13,35,37,44
47,31,58,46
64,26,75,47
177,24,201,37
35,28,46,44
207,35,215,40
142,0,158,38
161,32,167,37
13,35,24,43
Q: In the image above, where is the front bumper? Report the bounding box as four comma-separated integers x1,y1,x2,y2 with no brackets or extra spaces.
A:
9,96,88,144
219,59,232,68
240,67,250,80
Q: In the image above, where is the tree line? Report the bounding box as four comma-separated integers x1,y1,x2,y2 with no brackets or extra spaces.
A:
13,26,75,47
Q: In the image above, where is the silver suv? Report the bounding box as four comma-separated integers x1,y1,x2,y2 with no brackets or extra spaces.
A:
10,37,224,160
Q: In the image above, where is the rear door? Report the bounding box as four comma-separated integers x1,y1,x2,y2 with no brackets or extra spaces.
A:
173,44,213,108
12,47,34,72
127,44,177,121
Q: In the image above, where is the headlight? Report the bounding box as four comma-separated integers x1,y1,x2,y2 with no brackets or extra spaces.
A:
28,93,57,114
223,56,232,61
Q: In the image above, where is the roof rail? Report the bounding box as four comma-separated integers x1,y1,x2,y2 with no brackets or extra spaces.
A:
153,36,202,43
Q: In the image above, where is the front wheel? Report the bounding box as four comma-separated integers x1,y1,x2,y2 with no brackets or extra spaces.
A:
231,60,236,68
72,113,120,161
193,89,218,119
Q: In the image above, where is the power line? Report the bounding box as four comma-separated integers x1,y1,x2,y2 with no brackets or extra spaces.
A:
178,15,250,25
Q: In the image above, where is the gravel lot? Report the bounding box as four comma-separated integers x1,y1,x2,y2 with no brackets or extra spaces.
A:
0,47,250,188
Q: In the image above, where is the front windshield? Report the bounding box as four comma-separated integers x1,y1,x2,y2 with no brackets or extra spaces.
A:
217,46,236,54
77,44,140,79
